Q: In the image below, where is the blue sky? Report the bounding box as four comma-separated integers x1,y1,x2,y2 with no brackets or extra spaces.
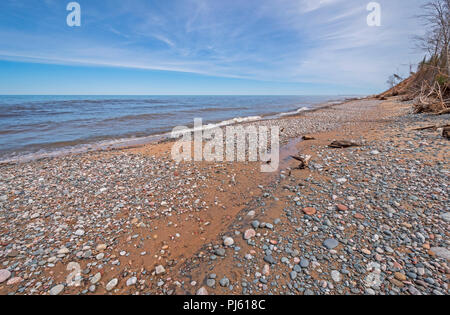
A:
0,0,426,95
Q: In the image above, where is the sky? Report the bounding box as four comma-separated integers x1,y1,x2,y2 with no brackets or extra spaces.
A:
0,0,427,95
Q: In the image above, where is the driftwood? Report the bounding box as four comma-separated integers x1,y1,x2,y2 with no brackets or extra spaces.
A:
291,155,311,169
412,124,450,131
328,140,360,148
437,108,450,115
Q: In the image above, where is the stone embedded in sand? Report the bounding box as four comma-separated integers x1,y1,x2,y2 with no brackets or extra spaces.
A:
58,247,70,255
262,264,270,276
74,229,85,236
323,239,339,250
7,249,18,258
96,244,107,251
394,272,407,281
155,265,166,275
7,277,23,286
331,270,342,283
126,277,137,286
49,284,65,295
303,207,317,215
0,269,11,283
197,287,209,295
244,229,256,240
223,237,234,246
106,279,118,291
336,204,348,211
91,272,101,284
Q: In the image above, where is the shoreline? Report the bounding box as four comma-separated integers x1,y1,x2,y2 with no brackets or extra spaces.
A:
0,98,448,296
0,97,360,166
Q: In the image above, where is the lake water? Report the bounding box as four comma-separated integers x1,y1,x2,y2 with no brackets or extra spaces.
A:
0,95,352,162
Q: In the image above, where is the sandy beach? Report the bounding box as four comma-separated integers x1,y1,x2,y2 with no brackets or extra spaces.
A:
0,98,448,295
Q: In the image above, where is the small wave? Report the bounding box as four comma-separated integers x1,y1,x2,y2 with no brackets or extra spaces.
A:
277,107,310,117
171,115,263,137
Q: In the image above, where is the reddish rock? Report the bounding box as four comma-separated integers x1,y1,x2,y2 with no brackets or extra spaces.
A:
394,272,407,281
7,277,23,286
354,213,365,220
244,229,256,240
303,207,317,215
393,261,403,269
0,269,11,283
336,204,348,212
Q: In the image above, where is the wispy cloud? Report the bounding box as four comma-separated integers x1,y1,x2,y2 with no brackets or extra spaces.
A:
0,0,427,93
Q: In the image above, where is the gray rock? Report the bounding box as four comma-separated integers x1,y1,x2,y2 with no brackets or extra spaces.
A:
219,277,230,287
91,273,101,284
289,271,297,280
331,270,342,283
106,278,118,291
441,213,450,222
126,276,137,286
431,247,450,260
264,255,276,264
224,237,234,246
323,239,339,249
49,284,64,296
215,248,226,256
300,258,309,268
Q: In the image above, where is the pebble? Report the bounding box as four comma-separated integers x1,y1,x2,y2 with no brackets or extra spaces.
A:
219,277,230,287
394,272,407,281
197,287,209,295
74,229,85,236
303,207,317,215
106,279,118,291
126,277,137,286
323,239,339,250
289,271,297,280
331,270,342,283
49,284,64,296
0,269,11,283
244,229,256,240
430,247,450,260
6,277,23,286
91,273,101,284
155,265,166,275
224,237,235,246
300,258,309,268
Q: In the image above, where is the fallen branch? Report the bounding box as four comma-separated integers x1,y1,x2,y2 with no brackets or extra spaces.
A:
411,124,450,131
291,155,311,169
436,108,450,115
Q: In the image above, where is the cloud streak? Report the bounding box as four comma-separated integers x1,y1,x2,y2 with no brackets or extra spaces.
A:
0,0,428,93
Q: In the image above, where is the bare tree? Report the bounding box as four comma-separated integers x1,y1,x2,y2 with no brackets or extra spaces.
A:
414,0,450,73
